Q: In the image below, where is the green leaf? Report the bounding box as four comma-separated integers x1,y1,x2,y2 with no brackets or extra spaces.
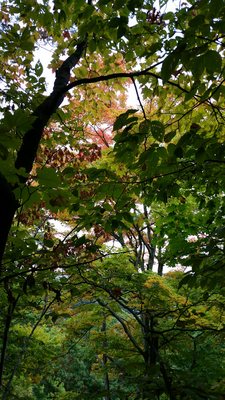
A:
73,235,87,247
114,0,127,10
72,202,80,211
139,119,151,134
209,0,224,17
138,146,159,166
189,14,205,28
109,17,120,28
150,121,165,142
161,52,180,83
43,239,54,248
203,50,222,74
174,146,183,158
37,167,61,187
21,39,34,51
35,61,43,77
191,56,205,79
164,130,176,143
89,38,97,53
117,24,127,39
113,109,138,131
0,143,8,160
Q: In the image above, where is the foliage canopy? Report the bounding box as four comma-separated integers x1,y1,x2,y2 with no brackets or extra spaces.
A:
0,0,225,398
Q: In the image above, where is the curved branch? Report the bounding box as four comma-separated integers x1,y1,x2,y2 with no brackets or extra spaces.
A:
97,298,145,357
131,76,146,119
65,67,190,95
15,40,86,175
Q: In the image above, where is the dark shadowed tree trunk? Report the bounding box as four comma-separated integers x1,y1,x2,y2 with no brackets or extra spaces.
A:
0,40,86,271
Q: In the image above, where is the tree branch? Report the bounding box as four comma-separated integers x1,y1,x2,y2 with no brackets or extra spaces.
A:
65,67,190,95
97,298,145,357
0,40,86,269
0,292,20,388
15,40,86,175
3,296,56,399
131,76,147,119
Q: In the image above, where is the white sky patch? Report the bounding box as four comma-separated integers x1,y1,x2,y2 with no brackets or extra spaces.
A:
33,43,55,94
49,218,71,239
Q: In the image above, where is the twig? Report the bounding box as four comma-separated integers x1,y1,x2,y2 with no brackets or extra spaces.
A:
131,76,147,119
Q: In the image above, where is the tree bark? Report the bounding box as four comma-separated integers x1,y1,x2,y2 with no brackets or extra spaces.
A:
0,40,86,270
0,294,20,388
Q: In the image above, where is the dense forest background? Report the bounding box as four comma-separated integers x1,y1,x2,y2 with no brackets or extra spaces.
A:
0,0,225,398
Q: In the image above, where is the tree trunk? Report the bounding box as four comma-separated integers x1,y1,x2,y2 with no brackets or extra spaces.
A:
0,40,86,269
0,293,19,388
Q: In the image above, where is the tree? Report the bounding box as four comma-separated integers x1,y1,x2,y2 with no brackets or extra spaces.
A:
0,0,225,398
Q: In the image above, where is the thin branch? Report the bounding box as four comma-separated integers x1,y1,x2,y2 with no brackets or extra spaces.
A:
131,77,147,119
0,250,133,282
66,68,190,95
97,298,145,357
2,296,56,399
